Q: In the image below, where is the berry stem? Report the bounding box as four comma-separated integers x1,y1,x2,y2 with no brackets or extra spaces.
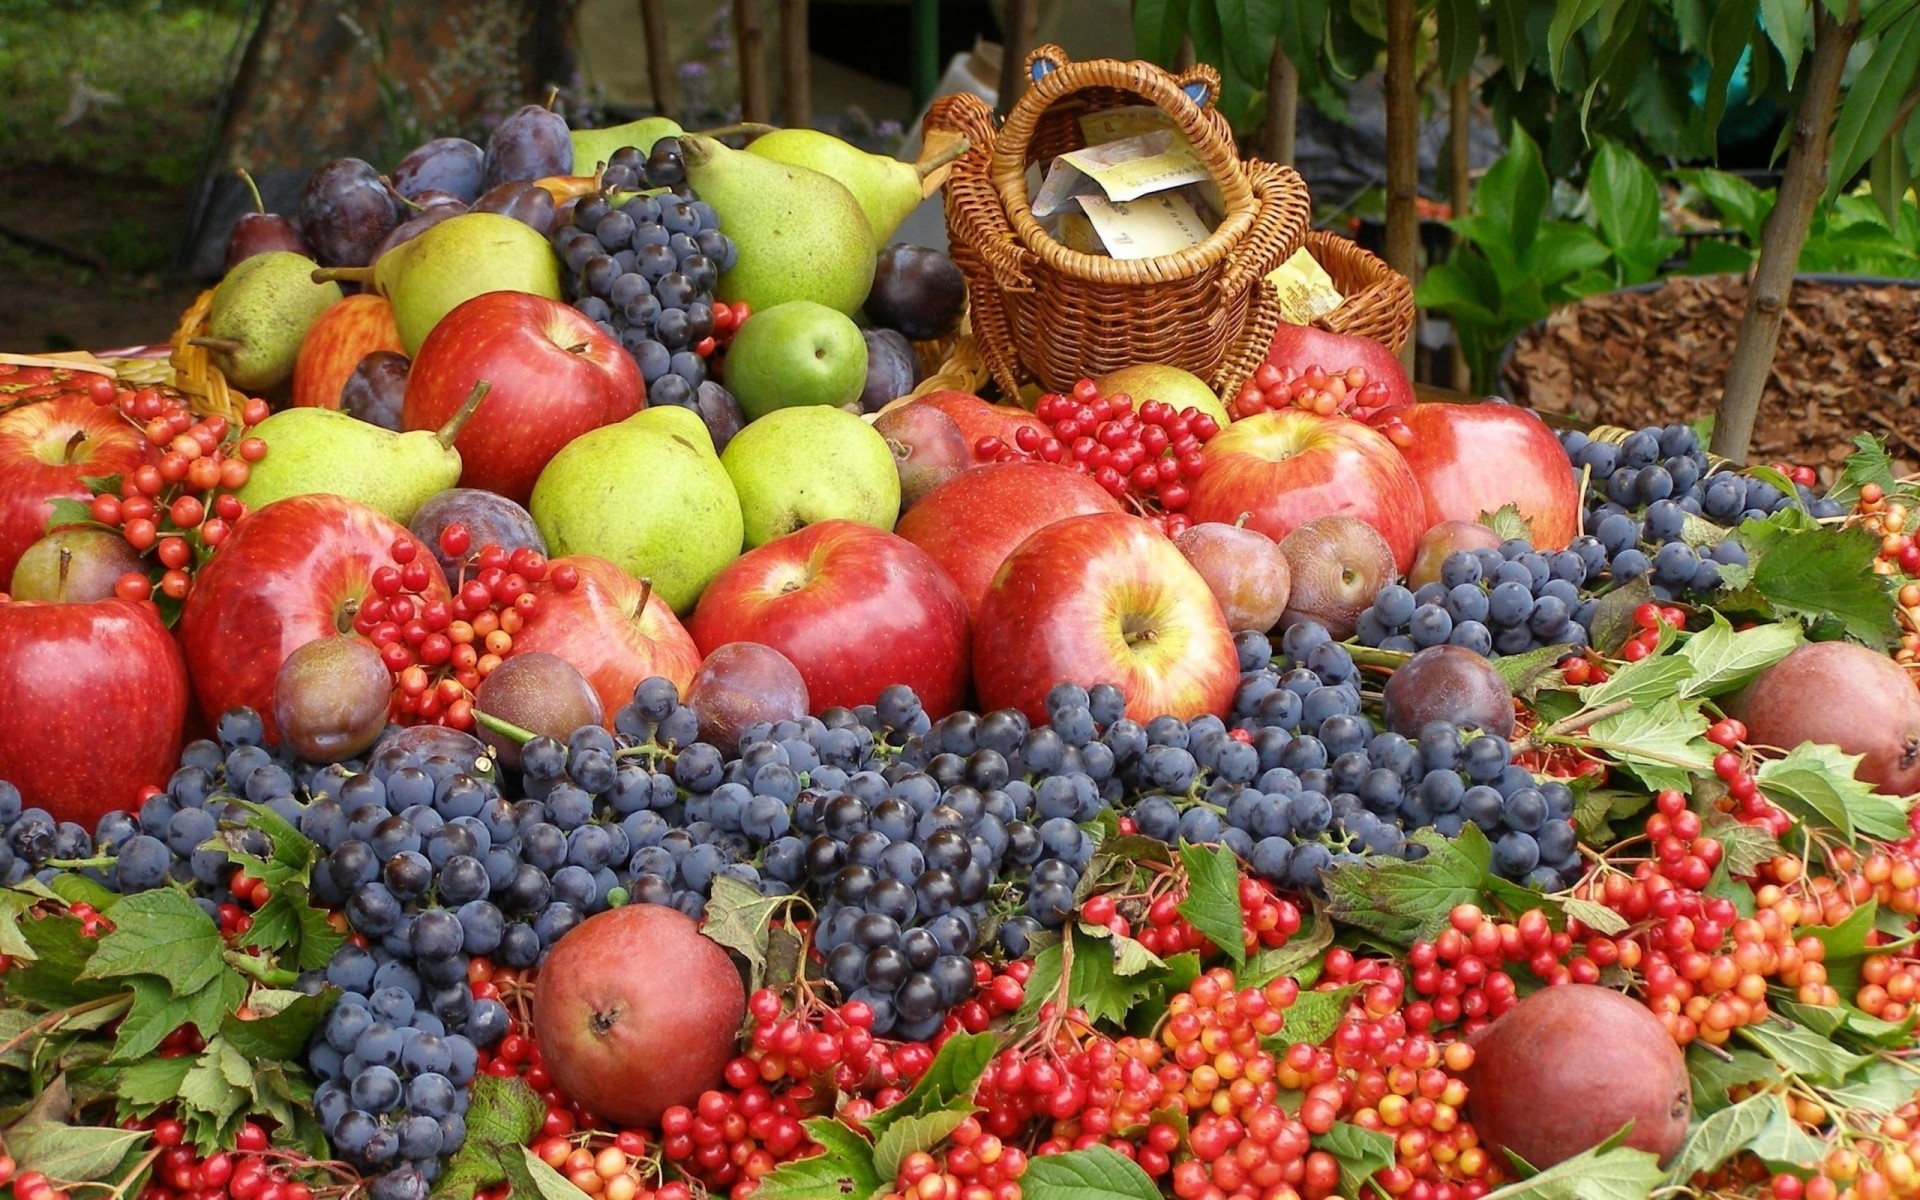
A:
235,168,267,216
436,381,491,448
222,950,298,987
472,707,538,746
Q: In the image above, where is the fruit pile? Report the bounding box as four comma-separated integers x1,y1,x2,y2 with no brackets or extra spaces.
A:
5,92,1920,1200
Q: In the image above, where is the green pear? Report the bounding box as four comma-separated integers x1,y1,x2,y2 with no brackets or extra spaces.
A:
193,251,342,392
235,381,490,523
529,405,744,612
570,116,685,172
314,213,562,355
724,300,868,420
721,406,899,547
679,134,875,315
745,128,965,246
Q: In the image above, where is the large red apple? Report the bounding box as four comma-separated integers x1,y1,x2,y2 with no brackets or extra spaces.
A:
689,520,970,716
895,461,1124,620
532,904,745,1126
1189,409,1425,571
402,292,643,504
504,554,703,722
907,391,1047,467
972,512,1237,724
1263,323,1414,420
0,395,151,585
292,293,404,410
179,495,448,740
0,597,188,826
1381,401,1580,550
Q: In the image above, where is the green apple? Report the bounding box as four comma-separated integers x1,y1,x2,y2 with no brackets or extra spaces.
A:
720,406,899,547
1096,364,1233,429
529,405,743,612
722,300,868,420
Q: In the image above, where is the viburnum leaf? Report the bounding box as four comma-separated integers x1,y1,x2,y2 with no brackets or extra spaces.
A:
1570,786,1651,844
1578,654,1696,709
42,497,110,535
112,971,244,1062
1738,1020,1872,1084
1240,903,1333,988
1734,518,1898,648
1313,1122,1395,1196
6,912,120,1009
1687,1044,1781,1113
0,888,39,962
1020,1145,1161,1200
1481,1126,1664,1200
871,1109,977,1181
1661,1092,1779,1186
1265,984,1357,1048
1801,900,1880,1000
112,1055,196,1114
431,1076,547,1200
502,1146,594,1200
1756,742,1911,843
1561,897,1629,936
221,986,335,1060
1823,1056,1920,1114
1492,643,1577,700
1581,699,1716,794
1828,433,1902,506
1676,612,1801,698
751,1118,883,1200
1077,922,1167,977
1745,1099,1829,1170
1322,826,1493,946
79,889,225,997
177,1037,254,1150
865,1030,998,1140
1700,813,1780,877
1479,504,1532,541
1176,841,1246,964
1586,575,1656,655
700,874,785,989
1067,924,1166,1028
7,1119,149,1184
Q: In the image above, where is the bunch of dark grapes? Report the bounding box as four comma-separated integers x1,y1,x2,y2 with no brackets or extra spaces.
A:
550,137,739,409
1358,537,1603,658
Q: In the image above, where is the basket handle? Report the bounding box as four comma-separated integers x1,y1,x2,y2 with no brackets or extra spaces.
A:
925,92,1039,294
989,47,1256,261
1211,160,1310,301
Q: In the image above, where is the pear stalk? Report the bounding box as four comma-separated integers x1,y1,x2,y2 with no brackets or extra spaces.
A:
437,381,491,447
186,337,245,354
311,266,376,286
914,137,971,180
697,122,781,141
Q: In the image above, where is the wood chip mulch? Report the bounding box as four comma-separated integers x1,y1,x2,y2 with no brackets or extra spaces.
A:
1501,275,1920,479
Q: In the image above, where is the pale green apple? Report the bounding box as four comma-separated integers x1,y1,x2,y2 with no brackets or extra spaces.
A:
721,300,868,421
1096,364,1233,429
720,406,899,546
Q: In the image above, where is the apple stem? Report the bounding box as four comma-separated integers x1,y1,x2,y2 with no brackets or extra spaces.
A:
471,708,538,746
884,437,912,463
61,429,87,464
310,266,376,286
436,381,491,448
1234,512,1251,529
696,122,779,140
636,577,655,612
565,342,593,356
914,137,972,180
235,168,267,215
187,337,245,355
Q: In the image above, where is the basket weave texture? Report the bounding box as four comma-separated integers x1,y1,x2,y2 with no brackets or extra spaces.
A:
167,289,249,425
928,46,1313,400
1304,230,1416,354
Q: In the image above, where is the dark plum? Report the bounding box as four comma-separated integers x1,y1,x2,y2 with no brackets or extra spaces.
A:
857,328,919,413
865,244,967,340
472,181,557,235
340,351,411,431
472,653,602,772
483,104,573,189
392,137,486,203
299,158,401,268
272,637,392,761
407,489,547,580
691,381,746,453
1381,645,1515,739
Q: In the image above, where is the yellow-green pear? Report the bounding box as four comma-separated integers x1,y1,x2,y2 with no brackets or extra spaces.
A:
721,406,899,546
314,213,562,355
193,251,342,392
235,381,490,523
745,128,965,246
529,405,744,613
679,134,876,315
571,116,685,172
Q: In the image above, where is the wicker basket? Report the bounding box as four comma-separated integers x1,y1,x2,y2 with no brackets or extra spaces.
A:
928,45,1312,401
166,289,250,425
1304,230,1415,354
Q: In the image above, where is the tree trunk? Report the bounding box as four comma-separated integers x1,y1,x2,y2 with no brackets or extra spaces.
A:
779,0,810,129
1383,0,1421,373
1710,1,1859,462
638,0,674,118
1264,41,1298,166
1448,73,1472,390
997,0,1039,119
734,0,769,125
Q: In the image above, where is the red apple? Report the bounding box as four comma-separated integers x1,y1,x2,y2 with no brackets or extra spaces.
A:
532,904,745,1127
972,512,1237,724
689,520,970,716
0,394,152,586
895,461,1124,621
504,554,703,723
179,494,448,740
402,292,644,504
907,390,1047,467
1383,402,1581,550
292,292,404,410
1189,409,1425,571
1264,324,1414,419
0,597,187,826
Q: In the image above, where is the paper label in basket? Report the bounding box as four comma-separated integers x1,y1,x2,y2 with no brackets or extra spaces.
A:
1266,247,1345,324
1075,191,1209,260
1053,210,1104,254
1078,105,1178,145
1030,130,1208,217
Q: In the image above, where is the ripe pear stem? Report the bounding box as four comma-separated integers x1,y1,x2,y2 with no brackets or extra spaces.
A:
471,708,537,746
436,381,491,448
187,337,244,355
915,137,972,179
311,266,376,286
697,122,780,140
56,548,71,591
235,168,267,215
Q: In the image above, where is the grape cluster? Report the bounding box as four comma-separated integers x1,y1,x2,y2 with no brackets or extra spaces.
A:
1358,537,1603,658
0,780,92,887
550,137,739,409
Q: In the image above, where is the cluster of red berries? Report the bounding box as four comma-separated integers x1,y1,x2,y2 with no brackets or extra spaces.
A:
1403,905,1541,1035
659,1082,813,1195
79,385,270,607
350,527,578,730
973,380,1219,534
1229,360,1399,424
1700,718,1797,838
698,301,750,360
1617,601,1688,663
137,1118,322,1200
527,1132,674,1200
884,1117,1029,1200
945,959,1031,1035
730,990,920,1094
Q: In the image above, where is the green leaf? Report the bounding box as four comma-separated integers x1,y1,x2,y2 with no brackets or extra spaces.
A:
1187,0,1225,74
1687,1044,1781,1112
1747,1097,1828,1169
1547,0,1610,86
1572,787,1652,843
502,1146,594,1200
1274,0,1330,93
1738,1020,1872,1084
866,1030,999,1140
0,888,38,962
80,889,224,997
1133,0,1192,65
1563,897,1630,935
1313,1122,1395,1196
1677,613,1802,698
432,1076,548,1200
872,1109,977,1181
1828,8,1920,197
1702,0,1761,140
753,1119,884,1200
1589,138,1663,255
1803,900,1880,1000
1735,518,1898,649
1065,924,1167,1027
221,987,335,1060
1482,1127,1665,1200
1266,985,1357,1048
1436,0,1480,84
1830,433,1900,507
1492,643,1577,701
1218,0,1285,82
1662,1091,1782,1186
113,1055,196,1111
1240,903,1333,988
1480,125,1549,258
6,914,122,1009
1020,1145,1161,1200
8,1120,149,1183
177,1037,254,1141
1759,0,1807,85
1480,504,1533,541
1700,813,1780,877
1579,654,1696,710
700,874,786,990
1078,923,1168,977
44,872,119,914
1583,699,1716,794
1823,1056,1920,1113
1587,575,1656,656
1177,841,1245,964
1492,0,1531,84
112,971,244,1062
1322,825,1493,945
42,497,110,535
1758,741,1912,842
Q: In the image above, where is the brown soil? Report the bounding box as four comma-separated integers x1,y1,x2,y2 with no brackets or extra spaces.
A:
1502,275,1920,478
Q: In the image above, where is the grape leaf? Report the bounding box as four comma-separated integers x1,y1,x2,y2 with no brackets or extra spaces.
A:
1571,787,1651,844
865,1030,998,1140
0,888,39,962
1240,903,1333,988
1757,742,1911,843
1480,1126,1663,1200
1176,841,1246,964
44,872,119,913
8,1119,149,1183
1020,1145,1161,1200
1322,826,1494,945
700,874,786,990
1661,1091,1779,1186
79,889,225,997
872,1109,976,1181
42,497,110,534
1264,984,1357,1048
1676,613,1801,698
752,1118,883,1200
1829,433,1902,506
1823,1056,1920,1114
1582,699,1715,794
177,1037,254,1151
221,987,335,1060
1801,901,1880,1001
1738,1021,1872,1084
1734,518,1898,649
1313,1122,1394,1197
1745,1100,1827,1170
